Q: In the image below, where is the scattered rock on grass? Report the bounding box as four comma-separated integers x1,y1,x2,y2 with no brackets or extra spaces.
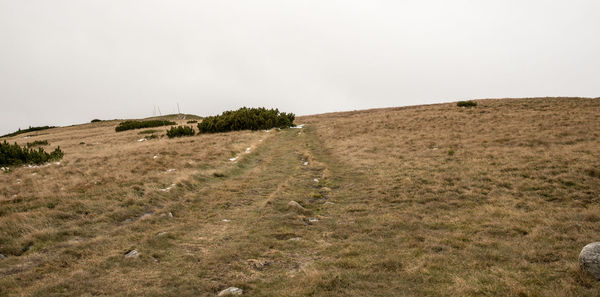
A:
288,200,307,213
124,250,140,258
579,242,600,280
217,287,243,296
0,254,6,260
320,187,332,193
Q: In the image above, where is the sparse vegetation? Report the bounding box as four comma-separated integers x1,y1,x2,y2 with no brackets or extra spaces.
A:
457,100,478,107
91,119,102,123
0,141,63,166
186,120,198,124
166,126,195,138
115,120,176,132
26,140,49,147
1,126,56,138
138,129,161,135
197,107,295,133
0,98,599,296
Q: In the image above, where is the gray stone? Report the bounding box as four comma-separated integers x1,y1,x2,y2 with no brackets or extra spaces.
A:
287,200,307,213
217,287,243,296
124,249,140,258
579,242,600,280
0,254,6,260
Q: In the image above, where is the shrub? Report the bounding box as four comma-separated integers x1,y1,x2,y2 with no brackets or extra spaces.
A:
26,140,49,147
187,120,198,124
138,129,161,135
198,107,295,134
457,101,477,107
166,126,195,138
91,119,102,123
115,120,176,132
1,126,56,138
0,141,63,166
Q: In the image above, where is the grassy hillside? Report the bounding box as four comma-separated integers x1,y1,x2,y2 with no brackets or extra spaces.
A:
0,98,599,296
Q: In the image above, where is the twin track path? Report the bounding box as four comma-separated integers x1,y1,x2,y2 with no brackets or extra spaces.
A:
15,125,385,296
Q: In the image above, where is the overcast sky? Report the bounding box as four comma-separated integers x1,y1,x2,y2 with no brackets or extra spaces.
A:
1,1,599,135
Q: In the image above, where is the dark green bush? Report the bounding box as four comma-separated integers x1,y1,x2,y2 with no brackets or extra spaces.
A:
186,120,198,124
457,101,477,107
0,141,63,166
91,119,102,123
115,120,176,132
166,126,195,138
198,107,295,134
26,140,49,147
1,126,56,138
138,129,161,135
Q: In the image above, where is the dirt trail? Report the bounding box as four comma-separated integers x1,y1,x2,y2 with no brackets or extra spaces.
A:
10,125,368,296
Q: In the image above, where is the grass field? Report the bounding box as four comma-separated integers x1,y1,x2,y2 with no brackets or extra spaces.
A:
1,98,599,296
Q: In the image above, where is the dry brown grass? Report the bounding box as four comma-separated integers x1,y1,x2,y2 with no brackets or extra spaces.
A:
1,98,599,296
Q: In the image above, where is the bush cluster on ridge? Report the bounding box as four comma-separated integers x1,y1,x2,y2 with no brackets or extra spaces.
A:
115,120,176,132
166,126,195,138
0,141,63,166
197,107,295,133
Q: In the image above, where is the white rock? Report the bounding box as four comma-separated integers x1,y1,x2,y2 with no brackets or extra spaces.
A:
222,219,231,222
580,242,600,280
303,162,308,166
159,184,176,192
290,124,305,129
313,178,319,183
309,218,319,223
229,156,238,162
137,138,146,142
217,287,243,296
124,250,139,258
168,212,173,218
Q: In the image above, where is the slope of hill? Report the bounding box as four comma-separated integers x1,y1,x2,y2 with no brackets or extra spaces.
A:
0,98,599,296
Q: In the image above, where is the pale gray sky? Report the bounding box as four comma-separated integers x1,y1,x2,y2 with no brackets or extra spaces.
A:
1,0,599,135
